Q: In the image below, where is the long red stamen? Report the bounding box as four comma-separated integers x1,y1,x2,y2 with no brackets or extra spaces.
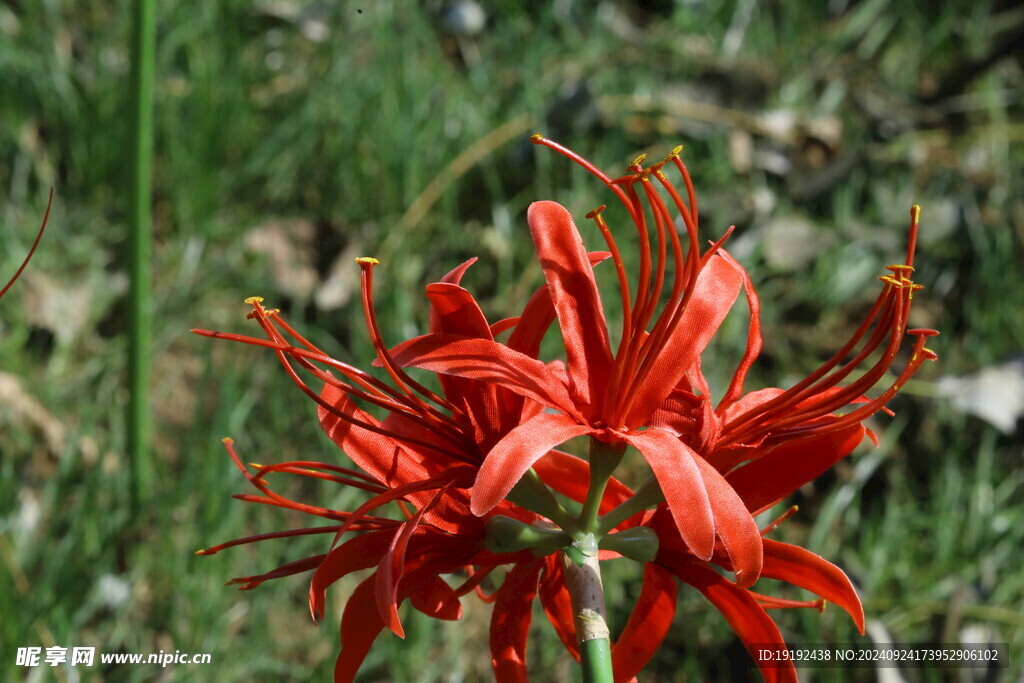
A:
759,505,799,535
906,205,920,268
227,554,328,590
776,331,937,440
357,258,459,415
589,208,633,349
249,462,389,494
225,317,476,461
740,285,910,438
453,565,498,597
197,525,394,556
754,593,827,612
720,282,899,446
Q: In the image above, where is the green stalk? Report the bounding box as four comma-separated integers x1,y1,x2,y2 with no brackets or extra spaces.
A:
128,0,155,508
578,438,626,534
597,476,664,536
580,639,613,683
561,551,613,683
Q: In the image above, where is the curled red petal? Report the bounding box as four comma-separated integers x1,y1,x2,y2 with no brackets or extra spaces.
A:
309,530,394,623
425,282,504,442
611,563,677,682
490,559,544,682
625,252,744,429
335,575,385,683
427,282,492,338
410,574,463,621
762,539,865,634
528,200,613,420
319,383,437,489
665,560,798,683
625,429,714,560
716,248,763,411
375,487,449,638
726,424,867,515
691,455,763,587
538,556,579,661
387,333,580,418
439,257,478,285
471,413,594,516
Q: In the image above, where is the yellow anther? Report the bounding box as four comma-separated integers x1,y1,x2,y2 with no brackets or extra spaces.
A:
665,145,683,161
530,133,545,144
585,205,607,220
243,296,264,305
249,462,264,469
355,256,380,266
629,153,648,169
887,264,915,272
878,275,901,286
911,205,921,223
923,346,936,356
221,437,234,445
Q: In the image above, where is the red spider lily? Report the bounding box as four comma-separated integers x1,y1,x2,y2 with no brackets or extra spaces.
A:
194,259,663,681
381,137,937,589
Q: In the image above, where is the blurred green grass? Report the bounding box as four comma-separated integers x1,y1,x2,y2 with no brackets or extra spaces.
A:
1,1,1022,680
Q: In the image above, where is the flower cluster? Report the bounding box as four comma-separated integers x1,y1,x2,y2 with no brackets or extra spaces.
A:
195,137,936,682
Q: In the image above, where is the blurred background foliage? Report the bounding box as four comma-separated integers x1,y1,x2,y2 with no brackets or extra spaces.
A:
1,0,1022,680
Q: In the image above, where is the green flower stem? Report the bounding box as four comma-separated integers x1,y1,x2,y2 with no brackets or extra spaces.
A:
561,550,613,683
128,0,155,508
580,639,613,683
578,438,626,534
597,475,664,536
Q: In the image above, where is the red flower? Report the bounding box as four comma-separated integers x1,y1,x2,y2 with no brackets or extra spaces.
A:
384,137,936,589
194,257,645,681
196,136,938,681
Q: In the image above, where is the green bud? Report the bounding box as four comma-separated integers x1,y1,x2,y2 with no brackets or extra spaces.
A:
484,515,569,555
599,526,660,563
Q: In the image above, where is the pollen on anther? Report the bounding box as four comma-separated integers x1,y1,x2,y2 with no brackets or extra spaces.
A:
530,133,545,144
221,437,234,445
586,205,607,220
887,264,915,272
629,153,647,169
355,257,380,266
244,296,264,305
911,205,921,223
